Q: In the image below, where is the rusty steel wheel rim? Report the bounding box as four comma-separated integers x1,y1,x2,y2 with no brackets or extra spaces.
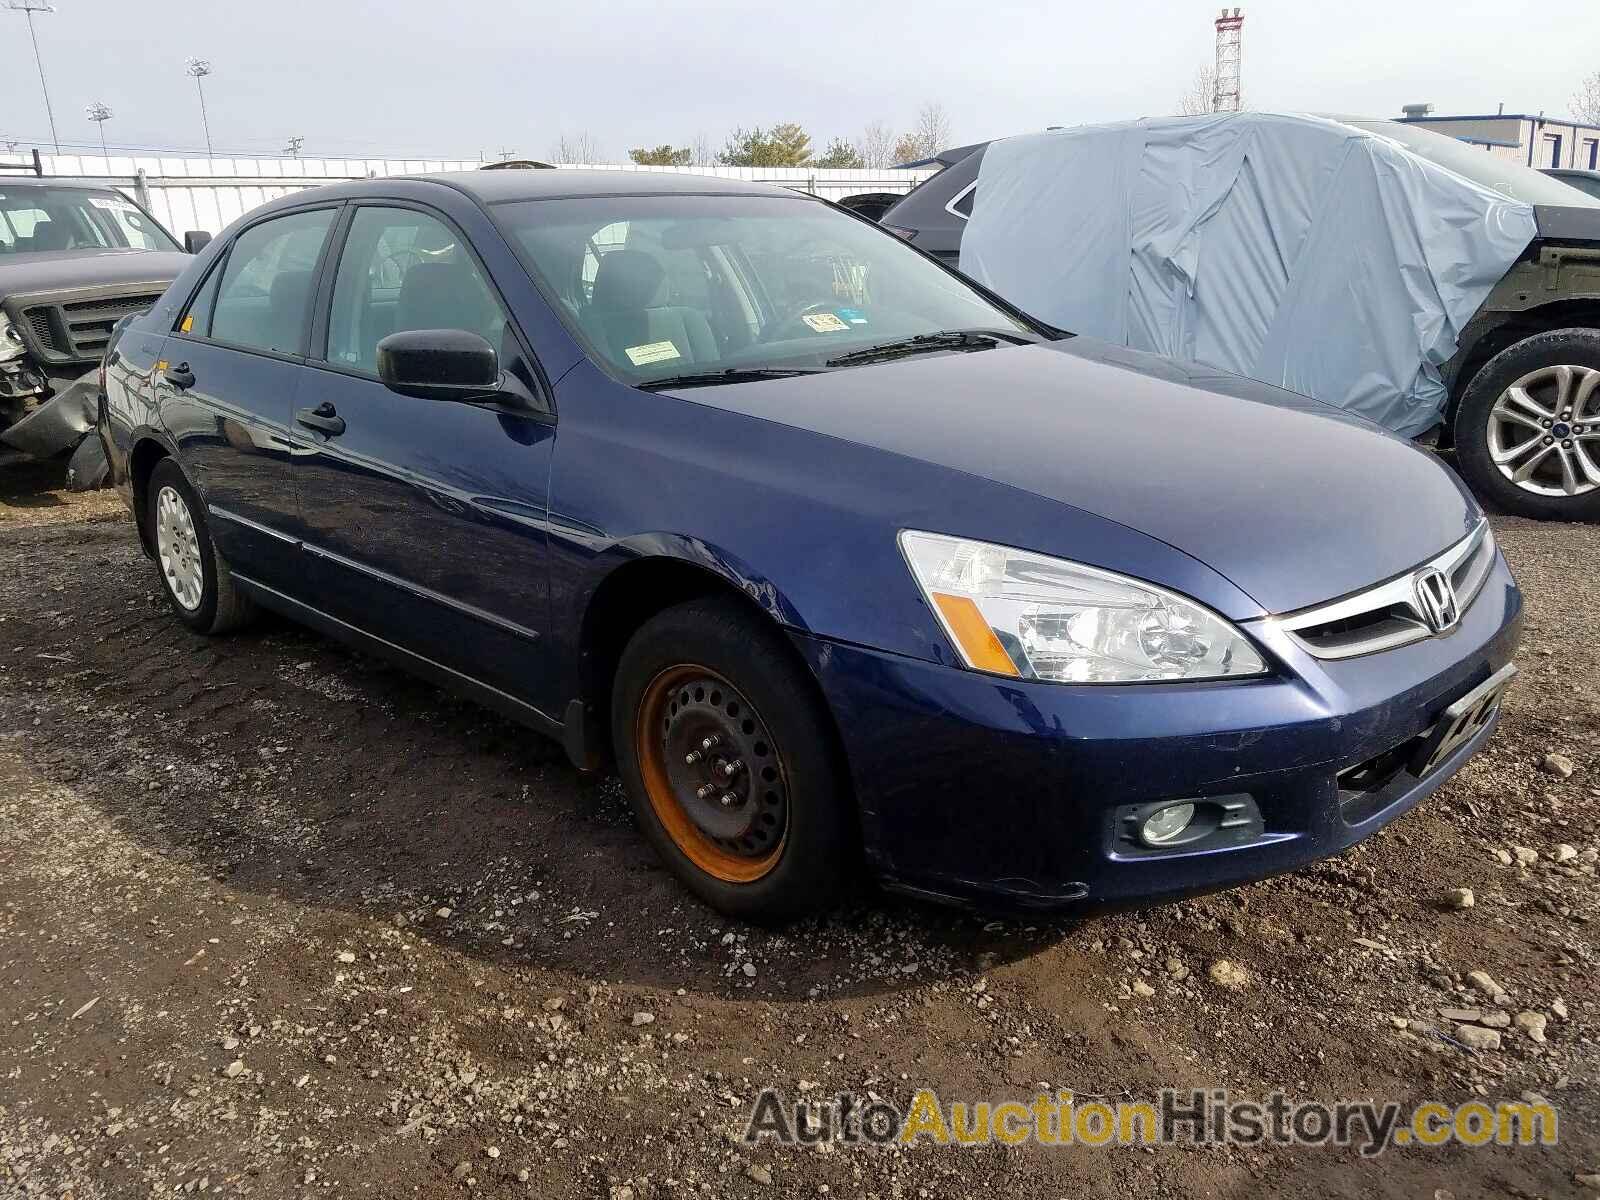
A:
635,664,788,883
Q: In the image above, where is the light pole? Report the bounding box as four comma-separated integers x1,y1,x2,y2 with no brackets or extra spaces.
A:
85,102,112,157
5,1,59,155
184,57,214,158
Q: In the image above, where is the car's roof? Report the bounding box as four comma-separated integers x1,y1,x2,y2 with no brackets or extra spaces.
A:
895,142,990,170
411,168,805,203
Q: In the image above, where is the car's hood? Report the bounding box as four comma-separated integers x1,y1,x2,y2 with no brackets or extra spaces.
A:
671,338,1481,615
0,248,189,299
1533,204,1600,242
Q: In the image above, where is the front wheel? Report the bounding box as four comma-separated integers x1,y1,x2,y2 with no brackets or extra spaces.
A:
1454,328,1600,520
611,596,857,921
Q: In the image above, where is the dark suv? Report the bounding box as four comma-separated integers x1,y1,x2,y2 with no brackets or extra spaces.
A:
0,175,199,485
878,142,987,269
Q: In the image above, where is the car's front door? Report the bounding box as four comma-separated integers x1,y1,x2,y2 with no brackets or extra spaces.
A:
290,202,557,705
160,205,339,584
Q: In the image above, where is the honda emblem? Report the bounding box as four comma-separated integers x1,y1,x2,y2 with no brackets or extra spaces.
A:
1413,567,1460,635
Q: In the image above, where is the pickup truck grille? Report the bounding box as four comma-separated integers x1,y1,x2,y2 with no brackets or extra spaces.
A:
21,293,164,364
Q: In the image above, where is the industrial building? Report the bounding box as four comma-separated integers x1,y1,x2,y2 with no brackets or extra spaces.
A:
1397,106,1600,170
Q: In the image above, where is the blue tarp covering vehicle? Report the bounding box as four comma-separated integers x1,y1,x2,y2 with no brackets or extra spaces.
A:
961,112,1544,437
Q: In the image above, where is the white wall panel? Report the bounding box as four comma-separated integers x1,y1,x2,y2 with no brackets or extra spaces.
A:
32,156,934,233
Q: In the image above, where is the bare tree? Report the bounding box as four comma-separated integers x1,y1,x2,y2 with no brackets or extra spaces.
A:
1177,65,1245,115
1575,71,1600,125
690,131,714,166
551,132,603,164
855,120,896,169
911,102,953,158
886,103,955,165
1178,65,1220,115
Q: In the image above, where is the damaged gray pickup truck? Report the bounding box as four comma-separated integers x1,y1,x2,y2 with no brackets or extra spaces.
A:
1,176,200,487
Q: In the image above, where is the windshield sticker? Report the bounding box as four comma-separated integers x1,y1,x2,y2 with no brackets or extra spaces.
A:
625,340,681,366
801,312,850,333
88,196,137,212
835,307,868,325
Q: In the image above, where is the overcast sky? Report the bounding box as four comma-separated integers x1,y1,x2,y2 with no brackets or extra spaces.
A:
3,0,1596,161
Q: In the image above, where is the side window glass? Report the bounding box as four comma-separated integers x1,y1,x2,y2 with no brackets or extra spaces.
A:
951,185,975,218
96,200,167,251
326,207,508,375
178,259,224,335
210,208,336,355
7,208,49,238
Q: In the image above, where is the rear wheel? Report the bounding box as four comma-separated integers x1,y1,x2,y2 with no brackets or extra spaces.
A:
611,596,856,921
147,457,256,634
1455,328,1600,520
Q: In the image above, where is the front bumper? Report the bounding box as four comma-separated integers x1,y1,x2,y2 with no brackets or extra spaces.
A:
793,552,1523,912
0,366,106,486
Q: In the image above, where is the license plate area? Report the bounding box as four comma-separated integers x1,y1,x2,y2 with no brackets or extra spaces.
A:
1409,663,1517,779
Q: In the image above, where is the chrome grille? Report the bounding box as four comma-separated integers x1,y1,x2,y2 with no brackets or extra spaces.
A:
1272,521,1495,660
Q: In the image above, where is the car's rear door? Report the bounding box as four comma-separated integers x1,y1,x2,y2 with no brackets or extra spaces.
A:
290,200,556,704
159,203,340,585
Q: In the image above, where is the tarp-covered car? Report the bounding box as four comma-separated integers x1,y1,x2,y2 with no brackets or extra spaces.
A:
957,113,1600,521
1,177,196,487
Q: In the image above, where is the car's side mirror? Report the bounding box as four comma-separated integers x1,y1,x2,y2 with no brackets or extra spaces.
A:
377,328,502,402
184,230,212,253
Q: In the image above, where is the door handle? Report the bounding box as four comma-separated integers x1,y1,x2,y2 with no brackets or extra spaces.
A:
163,361,195,389
295,401,346,437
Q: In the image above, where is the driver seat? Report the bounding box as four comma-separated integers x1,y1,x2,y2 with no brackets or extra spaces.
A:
584,249,717,366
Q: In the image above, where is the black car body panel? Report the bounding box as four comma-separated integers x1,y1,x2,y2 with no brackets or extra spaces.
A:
879,143,986,268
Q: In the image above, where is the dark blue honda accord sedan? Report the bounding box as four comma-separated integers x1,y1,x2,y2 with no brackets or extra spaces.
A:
98,169,1522,920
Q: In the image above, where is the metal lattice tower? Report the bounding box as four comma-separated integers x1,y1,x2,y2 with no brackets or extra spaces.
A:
1213,7,1244,113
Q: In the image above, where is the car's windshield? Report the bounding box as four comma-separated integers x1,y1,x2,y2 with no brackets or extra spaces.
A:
1550,172,1600,202
0,185,181,255
493,192,1039,384
1344,120,1600,208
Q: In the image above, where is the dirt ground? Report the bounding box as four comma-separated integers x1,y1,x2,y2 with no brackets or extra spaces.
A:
0,460,1596,1199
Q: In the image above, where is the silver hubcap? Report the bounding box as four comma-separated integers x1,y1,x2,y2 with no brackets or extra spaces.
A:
1487,364,1600,498
155,485,204,611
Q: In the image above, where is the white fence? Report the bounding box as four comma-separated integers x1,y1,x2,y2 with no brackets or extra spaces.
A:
17,154,934,237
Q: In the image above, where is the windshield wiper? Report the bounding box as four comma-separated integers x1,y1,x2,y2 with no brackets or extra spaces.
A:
824,329,1027,368
638,367,822,391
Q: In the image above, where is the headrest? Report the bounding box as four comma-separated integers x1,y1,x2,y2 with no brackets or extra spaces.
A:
590,249,667,311
397,260,489,333
269,268,313,311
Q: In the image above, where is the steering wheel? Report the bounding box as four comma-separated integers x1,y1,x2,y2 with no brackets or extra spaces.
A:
760,300,840,342
374,247,425,289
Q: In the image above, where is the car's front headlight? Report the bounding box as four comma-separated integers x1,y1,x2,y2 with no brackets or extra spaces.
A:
899,530,1268,684
0,312,25,363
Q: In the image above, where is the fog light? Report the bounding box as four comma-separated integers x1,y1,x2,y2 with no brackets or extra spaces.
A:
1140,802,1196,846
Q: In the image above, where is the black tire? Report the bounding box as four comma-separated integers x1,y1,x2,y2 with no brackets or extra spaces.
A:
1454,327,1600,521
611,596,857,921
147,458,256,634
